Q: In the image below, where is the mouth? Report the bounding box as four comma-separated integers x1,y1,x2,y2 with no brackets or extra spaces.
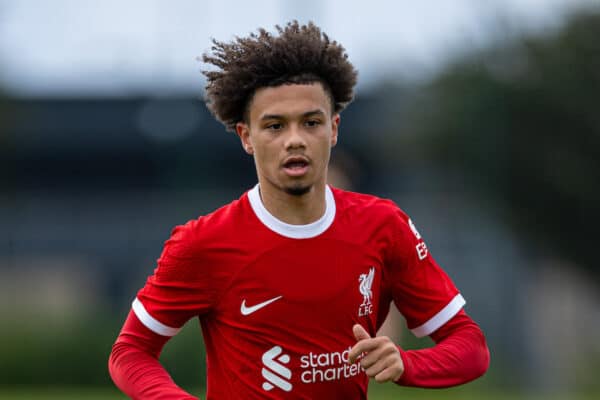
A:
282,156,310,177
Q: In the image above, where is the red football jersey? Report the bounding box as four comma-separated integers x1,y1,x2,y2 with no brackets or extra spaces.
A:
133,185,465,399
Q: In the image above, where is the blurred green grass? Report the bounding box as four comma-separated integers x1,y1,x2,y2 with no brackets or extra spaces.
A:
0,386,596,400
1,317,595,399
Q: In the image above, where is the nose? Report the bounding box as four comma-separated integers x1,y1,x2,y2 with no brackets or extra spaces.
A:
284,124,307,150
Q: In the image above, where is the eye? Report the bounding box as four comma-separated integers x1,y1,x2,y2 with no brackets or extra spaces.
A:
305,119,321,127
266,122,283,131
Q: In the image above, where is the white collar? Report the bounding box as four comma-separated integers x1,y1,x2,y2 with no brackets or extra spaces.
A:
247,184,336,239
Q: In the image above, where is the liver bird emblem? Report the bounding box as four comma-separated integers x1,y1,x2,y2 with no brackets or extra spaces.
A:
358,267,375,306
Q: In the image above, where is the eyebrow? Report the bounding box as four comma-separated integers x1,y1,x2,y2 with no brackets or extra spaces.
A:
260,109,326,121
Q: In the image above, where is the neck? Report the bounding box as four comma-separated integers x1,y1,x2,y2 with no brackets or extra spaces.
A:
258,180,327,225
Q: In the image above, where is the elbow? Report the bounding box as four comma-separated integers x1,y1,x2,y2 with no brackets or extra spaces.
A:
480,338,491,377
108,340,137,388
470,329,491,381
455,323,491,385
108,342,122,385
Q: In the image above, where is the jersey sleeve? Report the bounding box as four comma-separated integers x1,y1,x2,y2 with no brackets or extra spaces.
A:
385,209,465,338
133,220,217,337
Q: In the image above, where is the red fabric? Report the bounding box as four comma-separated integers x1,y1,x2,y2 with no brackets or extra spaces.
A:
396,310,490,388
108,311,198,399
134,188,461,341
108,309,490,398
109,188,488,397
121,188,465,398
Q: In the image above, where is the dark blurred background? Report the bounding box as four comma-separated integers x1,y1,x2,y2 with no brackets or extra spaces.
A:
1,1,599,398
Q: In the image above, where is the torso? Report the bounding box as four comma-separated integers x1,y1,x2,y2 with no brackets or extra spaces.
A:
136,185,461,399
199,186,393,399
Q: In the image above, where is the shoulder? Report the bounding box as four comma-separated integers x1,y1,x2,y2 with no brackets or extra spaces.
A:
330,187,418,247
331,186,409,222
149,193,252,285
162,192,250,258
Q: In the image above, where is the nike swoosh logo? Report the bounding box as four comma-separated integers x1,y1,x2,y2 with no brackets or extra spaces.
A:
240,295,283,316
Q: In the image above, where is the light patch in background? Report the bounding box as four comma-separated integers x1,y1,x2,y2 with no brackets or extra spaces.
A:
136,99,203,142
0,0,597,96
0,256,102,318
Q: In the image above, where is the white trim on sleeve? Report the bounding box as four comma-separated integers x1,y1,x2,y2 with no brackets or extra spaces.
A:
132,297,182,337
410,293,466,338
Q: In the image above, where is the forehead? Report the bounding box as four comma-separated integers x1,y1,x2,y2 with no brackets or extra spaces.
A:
248,83,332,120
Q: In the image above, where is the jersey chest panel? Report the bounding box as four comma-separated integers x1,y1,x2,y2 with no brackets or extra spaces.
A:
219,239,382,336
202,238,383,398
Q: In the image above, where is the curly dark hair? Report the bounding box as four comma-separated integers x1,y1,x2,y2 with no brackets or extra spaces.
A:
202,21,358,132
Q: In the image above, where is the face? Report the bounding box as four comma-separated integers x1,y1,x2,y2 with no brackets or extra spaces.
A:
236,83,339,197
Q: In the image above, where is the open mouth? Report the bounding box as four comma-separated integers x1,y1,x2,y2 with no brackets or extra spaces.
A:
282,157,309,176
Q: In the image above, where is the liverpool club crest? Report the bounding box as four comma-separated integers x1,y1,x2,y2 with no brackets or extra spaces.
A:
358,267,375,316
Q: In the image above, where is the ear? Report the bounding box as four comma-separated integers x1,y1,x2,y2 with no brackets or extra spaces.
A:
236,122,254,155
330,114,340,147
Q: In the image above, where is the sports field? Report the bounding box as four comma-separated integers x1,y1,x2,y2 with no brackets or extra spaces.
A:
0,386,594,400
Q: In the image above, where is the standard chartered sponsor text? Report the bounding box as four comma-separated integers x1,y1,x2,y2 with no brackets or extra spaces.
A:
299,346,363,383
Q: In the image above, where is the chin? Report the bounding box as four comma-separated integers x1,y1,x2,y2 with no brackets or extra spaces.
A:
283,183,312,196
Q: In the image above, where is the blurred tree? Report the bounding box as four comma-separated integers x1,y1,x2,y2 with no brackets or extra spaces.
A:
408,12,600,279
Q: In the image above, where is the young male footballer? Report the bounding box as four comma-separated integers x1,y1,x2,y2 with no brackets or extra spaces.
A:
109,21,490,399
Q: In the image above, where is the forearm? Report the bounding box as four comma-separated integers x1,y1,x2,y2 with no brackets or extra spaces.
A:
108,311,198,400
395,310,490,388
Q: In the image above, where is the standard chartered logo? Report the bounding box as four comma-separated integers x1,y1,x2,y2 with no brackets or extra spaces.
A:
300,347,362,383
261,345,364,392
262,346,292,392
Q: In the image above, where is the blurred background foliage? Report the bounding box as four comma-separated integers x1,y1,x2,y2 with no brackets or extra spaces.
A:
0,6,599,400
405,12,600,281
